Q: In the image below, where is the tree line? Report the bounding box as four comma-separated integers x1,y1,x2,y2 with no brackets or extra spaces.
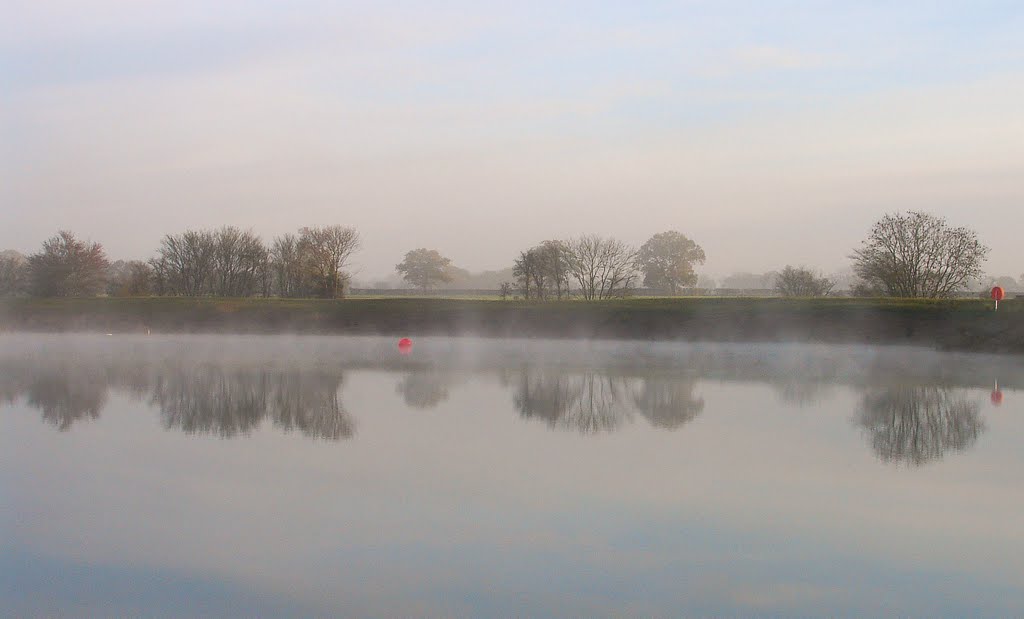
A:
0,225,361,299
0,211,1000,300
510,231,706,300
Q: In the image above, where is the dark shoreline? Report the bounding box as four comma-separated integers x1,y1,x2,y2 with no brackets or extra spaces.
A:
1,297,1021,353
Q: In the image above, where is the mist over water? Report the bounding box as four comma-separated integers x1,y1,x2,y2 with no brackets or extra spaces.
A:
2,334,1023,616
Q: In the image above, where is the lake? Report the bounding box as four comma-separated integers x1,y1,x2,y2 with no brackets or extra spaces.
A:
1,334,1022,617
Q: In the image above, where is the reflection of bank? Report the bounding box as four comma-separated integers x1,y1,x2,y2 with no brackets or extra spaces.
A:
854,385,984,466
503,368,704,434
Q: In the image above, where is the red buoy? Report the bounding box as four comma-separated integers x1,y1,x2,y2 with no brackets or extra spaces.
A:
398,338,413,355
991,389,1004,406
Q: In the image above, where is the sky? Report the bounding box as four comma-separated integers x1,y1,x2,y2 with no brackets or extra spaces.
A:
2,1,1023,281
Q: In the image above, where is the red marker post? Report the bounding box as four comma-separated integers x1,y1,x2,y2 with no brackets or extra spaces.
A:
991,286,1005,311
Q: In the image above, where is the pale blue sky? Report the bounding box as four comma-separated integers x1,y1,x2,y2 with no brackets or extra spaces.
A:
2,1,1022,278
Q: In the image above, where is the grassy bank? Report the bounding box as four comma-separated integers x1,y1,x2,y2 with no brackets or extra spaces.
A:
1,296,1021,352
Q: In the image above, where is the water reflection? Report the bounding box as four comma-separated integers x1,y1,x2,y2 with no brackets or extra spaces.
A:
0,361,107,431
0,356,353,440
506,369,634,433
29,364,107,431
773,380,835,407
502,369,705,433
153,365,352,439
394,370,458,409
855,386,985,466
631,377,705,429
3,337,1022,617
0,337,1013,467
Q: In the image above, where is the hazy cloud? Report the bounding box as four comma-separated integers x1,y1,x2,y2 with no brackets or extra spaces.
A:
3,2,1022,278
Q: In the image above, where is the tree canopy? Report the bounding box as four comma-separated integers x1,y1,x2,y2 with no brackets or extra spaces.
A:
851,211,987,298
298,225,360,298
0,250,28,297
396,248,455,290
564,235,638,300
28,231,109,297
513,240,570,300
774,266,834,297
637,231,705,294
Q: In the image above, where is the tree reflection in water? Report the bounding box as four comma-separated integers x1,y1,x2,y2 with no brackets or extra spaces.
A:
855,386,984,466
505,368,704,433
30,365,108,431
0,359,107,431
270,370,352,440
153,366,352,440
394,370,457,409
631,377,705,429
0,340,998,465
773,380,835,407
507,369,629,433
153,366,268,437
0,357,353,440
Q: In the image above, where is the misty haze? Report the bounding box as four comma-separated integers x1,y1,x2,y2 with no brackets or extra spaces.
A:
2,2,1023,618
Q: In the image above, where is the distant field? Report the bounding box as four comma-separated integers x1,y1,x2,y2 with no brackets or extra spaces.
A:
1,296,1020,353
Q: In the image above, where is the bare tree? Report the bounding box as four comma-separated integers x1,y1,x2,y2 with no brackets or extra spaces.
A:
538,240,571,299
270,233,308,297
0,250,28,297
299,226,360,298
565,235,638,300
514,241,570,300
152,225,353,298
395,248,454,291
151,229,217,296
638,231,705,294
774,265,834,297
512,248,541,300
210,227,268,297
28,231,109,297
851,211,988,298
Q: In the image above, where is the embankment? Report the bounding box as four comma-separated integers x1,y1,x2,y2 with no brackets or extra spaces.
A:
1,297,1021,353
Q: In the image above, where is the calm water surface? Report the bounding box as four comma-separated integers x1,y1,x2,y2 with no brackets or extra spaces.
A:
2,334,1022,617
